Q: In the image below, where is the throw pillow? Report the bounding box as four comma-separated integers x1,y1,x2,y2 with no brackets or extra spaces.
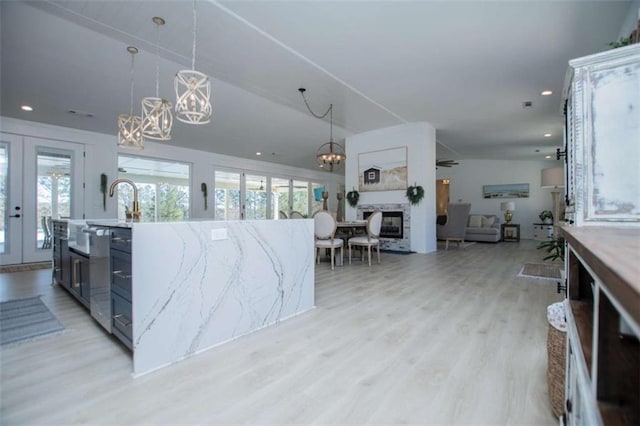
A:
468,215,482,228
481,216,496,228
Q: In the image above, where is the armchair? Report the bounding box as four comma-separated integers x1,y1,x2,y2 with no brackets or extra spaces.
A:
437,203,472,249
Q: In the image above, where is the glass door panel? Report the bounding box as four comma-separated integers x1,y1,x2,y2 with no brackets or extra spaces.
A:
21,137,84,264
36,151,72,248
245,174,267,220
0,135,23,266
271,177,290,219
215,171,241,220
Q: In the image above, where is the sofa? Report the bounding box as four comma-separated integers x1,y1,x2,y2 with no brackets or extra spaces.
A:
465,214,501,243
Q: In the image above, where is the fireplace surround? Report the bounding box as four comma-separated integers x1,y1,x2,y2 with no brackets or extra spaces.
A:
357,203,411,252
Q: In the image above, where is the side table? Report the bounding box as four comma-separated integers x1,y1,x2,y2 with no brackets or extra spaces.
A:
501,223,520,242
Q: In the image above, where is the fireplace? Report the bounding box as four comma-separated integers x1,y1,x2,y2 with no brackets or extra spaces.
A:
363,211,403,239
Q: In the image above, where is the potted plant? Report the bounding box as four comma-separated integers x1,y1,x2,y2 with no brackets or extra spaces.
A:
537,237,565,262
539,210,553,224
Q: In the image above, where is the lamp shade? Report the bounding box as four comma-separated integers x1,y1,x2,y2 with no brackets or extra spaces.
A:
541,167,564,188
501,201,515,211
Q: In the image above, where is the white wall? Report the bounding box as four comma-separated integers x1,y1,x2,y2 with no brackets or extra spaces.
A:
436,159,563,239
345,122,436,253
1,117,344,220
618,2,640,39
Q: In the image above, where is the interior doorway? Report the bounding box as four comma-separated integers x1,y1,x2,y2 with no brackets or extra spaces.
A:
436,179,450,215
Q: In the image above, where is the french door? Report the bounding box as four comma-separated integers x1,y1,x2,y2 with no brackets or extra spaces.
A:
0,133,84,265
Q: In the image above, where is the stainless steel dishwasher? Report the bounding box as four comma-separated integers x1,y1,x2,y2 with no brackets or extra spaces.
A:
84,227,111,332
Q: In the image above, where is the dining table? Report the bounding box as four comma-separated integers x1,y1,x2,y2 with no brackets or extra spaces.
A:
314,220,367,267
336,220,367,239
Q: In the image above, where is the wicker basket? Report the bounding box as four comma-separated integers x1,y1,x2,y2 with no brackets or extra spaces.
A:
547,321,566,417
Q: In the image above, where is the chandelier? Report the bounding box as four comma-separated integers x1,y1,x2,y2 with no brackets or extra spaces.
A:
117,46,144,150
298,88,346,172
175,0,211,124
142,17,173,140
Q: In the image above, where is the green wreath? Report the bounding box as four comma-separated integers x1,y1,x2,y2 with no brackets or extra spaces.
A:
346,190,359,207
406,184,425,205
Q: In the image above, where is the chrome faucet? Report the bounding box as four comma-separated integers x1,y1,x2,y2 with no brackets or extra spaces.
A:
109,178,140,222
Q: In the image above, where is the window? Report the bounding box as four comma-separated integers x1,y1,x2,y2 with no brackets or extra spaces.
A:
117,155,190,222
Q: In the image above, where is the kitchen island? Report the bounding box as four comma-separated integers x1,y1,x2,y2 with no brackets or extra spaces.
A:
86,219,315,377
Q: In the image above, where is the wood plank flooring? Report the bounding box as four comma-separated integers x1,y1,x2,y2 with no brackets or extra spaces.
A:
1,241,561,425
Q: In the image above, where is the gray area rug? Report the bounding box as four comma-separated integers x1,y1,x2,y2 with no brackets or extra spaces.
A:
518,263,562,281
0,296,64,345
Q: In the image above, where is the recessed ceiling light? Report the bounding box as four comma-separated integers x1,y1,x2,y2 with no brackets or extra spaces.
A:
20,105,33,112
545,155,552,159
255,152,261,156
541,90,553,96
544,133,552,137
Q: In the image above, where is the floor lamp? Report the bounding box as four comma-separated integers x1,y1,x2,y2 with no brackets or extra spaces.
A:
541,167,565,237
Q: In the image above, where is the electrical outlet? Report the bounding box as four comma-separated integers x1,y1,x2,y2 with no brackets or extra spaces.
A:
211,228,228,241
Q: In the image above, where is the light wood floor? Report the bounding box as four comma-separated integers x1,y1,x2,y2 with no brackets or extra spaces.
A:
1,241,561,425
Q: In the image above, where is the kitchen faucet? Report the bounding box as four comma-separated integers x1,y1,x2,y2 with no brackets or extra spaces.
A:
109,178,140,222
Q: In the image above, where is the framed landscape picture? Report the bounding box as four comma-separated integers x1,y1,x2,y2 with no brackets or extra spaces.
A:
482,183,529,199
358,147,408,192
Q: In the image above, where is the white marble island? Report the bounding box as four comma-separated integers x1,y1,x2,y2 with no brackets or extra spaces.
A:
117,219,314,376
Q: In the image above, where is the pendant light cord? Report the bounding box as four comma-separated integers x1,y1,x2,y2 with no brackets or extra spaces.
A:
192,0,197,71
129,51,135,116
300,89,334,141
155,22,160,97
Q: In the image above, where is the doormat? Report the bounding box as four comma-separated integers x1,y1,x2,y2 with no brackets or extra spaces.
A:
0,296,64,345
518,263,562,281
0,262,52,273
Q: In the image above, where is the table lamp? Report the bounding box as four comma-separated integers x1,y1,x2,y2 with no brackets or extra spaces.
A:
500,201,515,224
541,166,565,234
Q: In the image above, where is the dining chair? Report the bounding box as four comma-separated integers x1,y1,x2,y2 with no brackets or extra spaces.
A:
348,210,382,266
313,210,343,270
278,210,288,219
290,211,305,219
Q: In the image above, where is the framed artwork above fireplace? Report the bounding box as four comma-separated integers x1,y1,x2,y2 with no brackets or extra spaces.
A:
358,147,408,192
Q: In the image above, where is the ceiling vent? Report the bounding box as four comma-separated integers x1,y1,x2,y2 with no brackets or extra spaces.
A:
68,109,94,118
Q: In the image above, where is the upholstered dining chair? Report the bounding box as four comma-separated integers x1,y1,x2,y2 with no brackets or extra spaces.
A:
313,211,344,270
278,210,288,219
290,211,305,219
436,203,471,249
348,210,383,266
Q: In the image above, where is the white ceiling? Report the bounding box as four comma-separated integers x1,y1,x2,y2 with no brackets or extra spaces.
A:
0,1,632,172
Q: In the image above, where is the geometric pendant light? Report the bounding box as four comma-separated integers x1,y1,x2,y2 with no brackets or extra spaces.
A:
142,16,173,140
117,46,144,150
175,0,212,124
298,88,346,172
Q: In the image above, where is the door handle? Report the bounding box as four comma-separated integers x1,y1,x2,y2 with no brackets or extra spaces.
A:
9,214,21,218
